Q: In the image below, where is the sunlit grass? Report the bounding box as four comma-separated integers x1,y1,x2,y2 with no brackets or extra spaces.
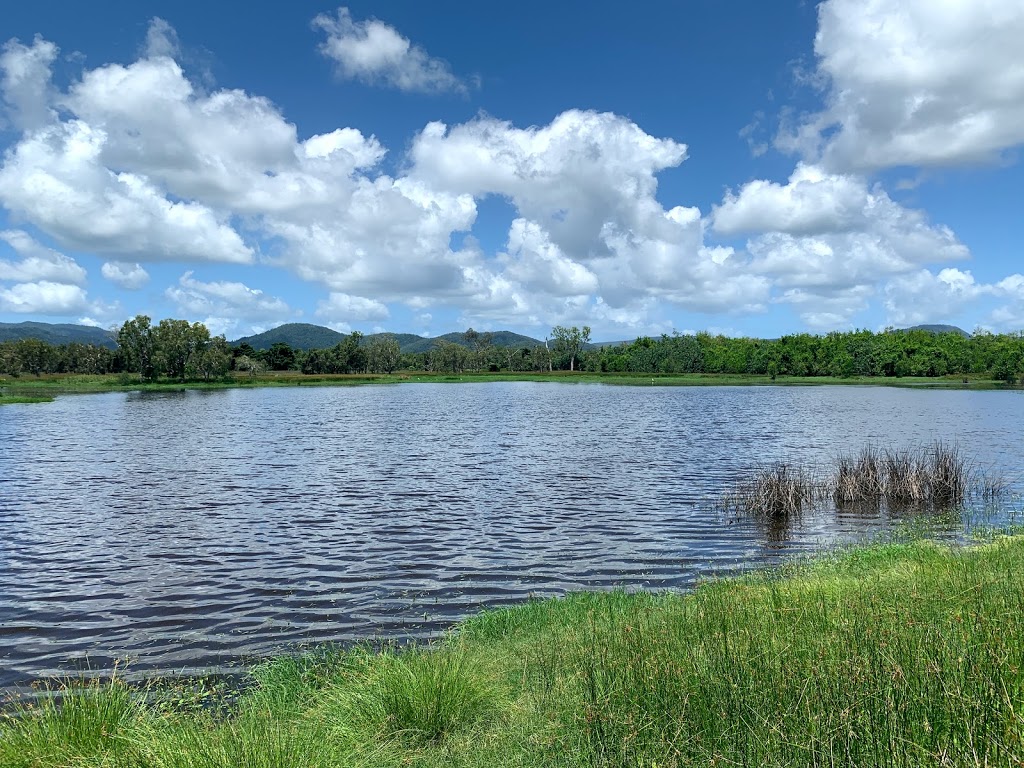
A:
3,537,1023,766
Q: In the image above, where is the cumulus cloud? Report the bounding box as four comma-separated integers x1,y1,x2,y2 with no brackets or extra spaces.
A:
410,111,688,259
315,292,390,322
990,275,1024,329
314,7,468,94
0,280,89,314
780,0,1024,171
101,261,150,290
143,17,180,60
714,164,875,237
881,267,1024,331
0,119,254,263
1,230,86,284
165,271,292,326
883,268,993,326
710,164,970,327
402,110,770,319
8,18,1012,337
497,219,599,296
0,35,57,131
0,25,778,334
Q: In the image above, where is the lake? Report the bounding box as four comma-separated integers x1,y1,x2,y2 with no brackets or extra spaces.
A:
0,382,1021,689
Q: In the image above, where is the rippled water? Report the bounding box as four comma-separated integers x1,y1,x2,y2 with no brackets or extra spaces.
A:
0,382,1021,688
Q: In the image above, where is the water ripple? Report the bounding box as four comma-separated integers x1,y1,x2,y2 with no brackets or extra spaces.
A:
0,383,1021,688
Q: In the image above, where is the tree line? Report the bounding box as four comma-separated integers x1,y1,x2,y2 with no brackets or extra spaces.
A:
592,328,1024,384
1,318,1022,385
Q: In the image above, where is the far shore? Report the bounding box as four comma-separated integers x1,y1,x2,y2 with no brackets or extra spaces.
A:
0,369,1011,405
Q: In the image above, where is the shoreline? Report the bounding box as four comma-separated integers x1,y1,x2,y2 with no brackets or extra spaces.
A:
0,369,1011,405
3,533,1022,766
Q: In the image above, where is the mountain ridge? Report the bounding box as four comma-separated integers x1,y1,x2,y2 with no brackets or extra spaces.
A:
0,320,975,352
0,321,117,349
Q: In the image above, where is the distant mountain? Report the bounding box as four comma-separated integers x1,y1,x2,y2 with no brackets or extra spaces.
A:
232,323,347,350
231,324,547,354
0,321,117,348
404,330,544,354
903,324,970,337
364,332,436,354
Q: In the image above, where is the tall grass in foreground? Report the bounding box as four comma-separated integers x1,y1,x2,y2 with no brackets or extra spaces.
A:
2,537,1023,766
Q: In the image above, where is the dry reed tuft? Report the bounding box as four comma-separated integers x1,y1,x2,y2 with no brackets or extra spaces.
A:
725,441,1001,520
834,442,967,509
721,463,820,520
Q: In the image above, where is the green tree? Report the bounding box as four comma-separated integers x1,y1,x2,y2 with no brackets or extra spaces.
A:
463,328,494,371
264,342,297,371
0,342,22,376
14,338,52,376
117,315,155,381
234,354,265,377
188,334,231,381
551,325,591,371
367,334,401,373
430,339,468,373
152,319,207,381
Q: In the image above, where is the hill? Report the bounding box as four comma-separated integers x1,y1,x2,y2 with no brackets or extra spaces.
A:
903,324,970,337
232,323,348,350
0,321,117,348
401,330,545,354
232,324,546,354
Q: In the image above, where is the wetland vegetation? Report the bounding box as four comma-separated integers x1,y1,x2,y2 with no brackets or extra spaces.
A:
2,316,1023,405
3,535,1022,767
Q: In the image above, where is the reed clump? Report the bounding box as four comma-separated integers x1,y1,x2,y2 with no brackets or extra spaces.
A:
721,463,819,519
834,442,967,509
725,441,1000,520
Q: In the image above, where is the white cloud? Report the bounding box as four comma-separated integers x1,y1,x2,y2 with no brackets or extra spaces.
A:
313,7,468,94
709,164,970,327
0,280,89,314
410,111,688,260
0,35,57,131
9,19,1007,338
497,219,599,296
404,110,771,319
0,27,781,334
101,261,150,290
165,271,292,325
883,268,991,326
881,268,1024,331
315,292,390,322
781,0,1024,171
143,17,180,60
61,55,385,216
0,230,86,284
713,164,873,237
0,120,253,263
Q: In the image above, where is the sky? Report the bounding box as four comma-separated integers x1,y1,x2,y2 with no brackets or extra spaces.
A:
1,1,1023,342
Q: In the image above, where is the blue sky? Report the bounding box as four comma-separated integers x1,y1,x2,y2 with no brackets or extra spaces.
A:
1,1,1022,341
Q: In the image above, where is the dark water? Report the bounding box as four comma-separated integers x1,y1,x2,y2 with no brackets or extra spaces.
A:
0,383,1021,689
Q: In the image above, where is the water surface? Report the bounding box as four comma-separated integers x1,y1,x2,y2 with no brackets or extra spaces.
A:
0,382,1020,688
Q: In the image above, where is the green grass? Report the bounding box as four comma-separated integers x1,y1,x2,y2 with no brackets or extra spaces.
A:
0,370,1005,406
0,395,54,404
3,536,1023,766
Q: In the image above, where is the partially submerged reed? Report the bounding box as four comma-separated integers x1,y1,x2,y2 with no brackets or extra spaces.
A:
720,463,819,520
836,442,967,509
725,441,999,520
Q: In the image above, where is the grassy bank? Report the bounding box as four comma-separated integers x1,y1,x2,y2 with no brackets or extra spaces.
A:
0,370,1007,405
3,536,1022,767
